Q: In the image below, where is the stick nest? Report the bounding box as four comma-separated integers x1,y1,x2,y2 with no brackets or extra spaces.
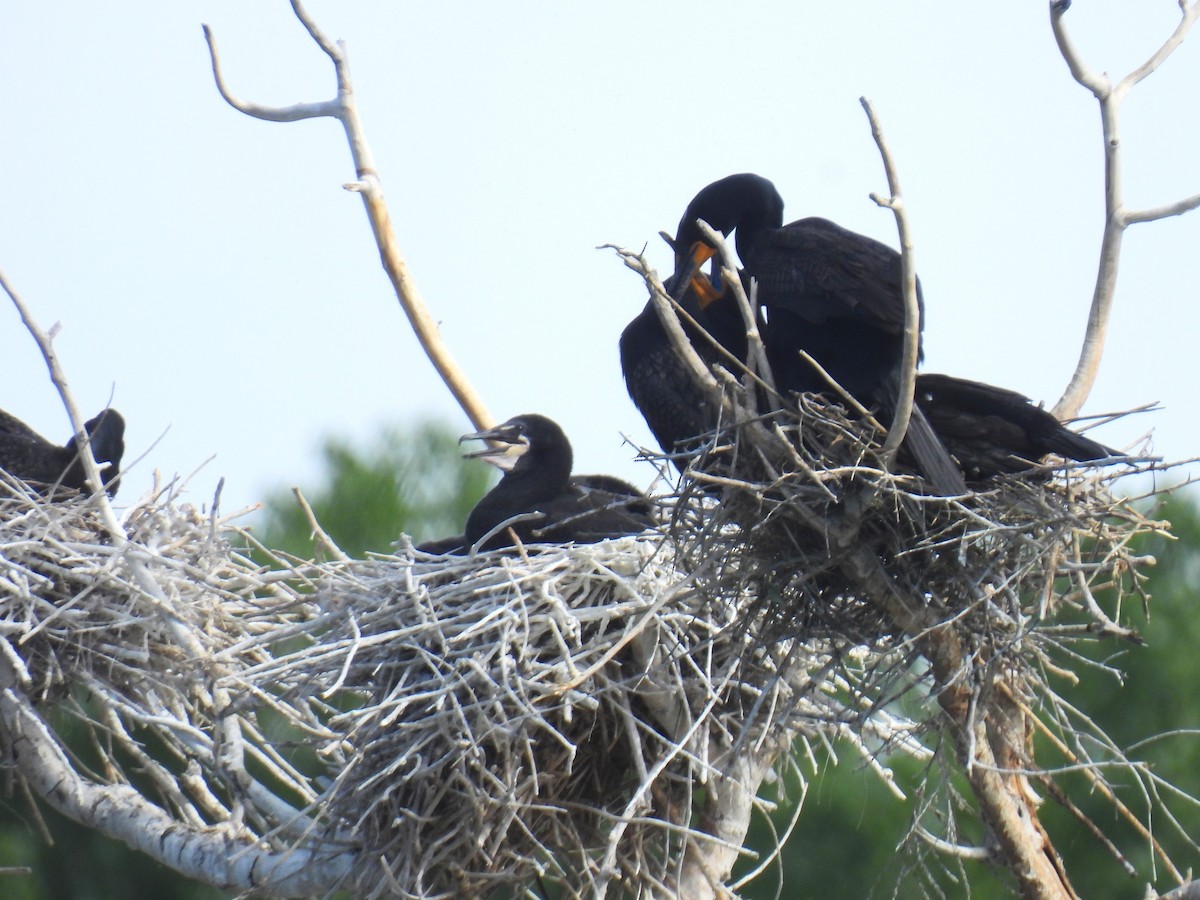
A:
0,391,1171,898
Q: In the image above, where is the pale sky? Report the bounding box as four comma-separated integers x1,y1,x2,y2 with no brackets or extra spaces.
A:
1,2,1196,525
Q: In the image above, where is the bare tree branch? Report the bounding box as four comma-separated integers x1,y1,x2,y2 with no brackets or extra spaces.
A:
1049,0,1200,419
202,1,493,431
0,656,354,897
1124,191,1200,225
2,270,210,663
859,97,920,464
0,270,117,521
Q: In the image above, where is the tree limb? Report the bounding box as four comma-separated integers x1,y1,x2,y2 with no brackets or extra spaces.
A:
1049,0,1200,419
202,0,493,431
0,658,354,897
859,97,920,464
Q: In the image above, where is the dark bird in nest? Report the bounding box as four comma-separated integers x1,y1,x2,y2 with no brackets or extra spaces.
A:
671,172,967,494
913,374,1115,481
632,173,1116,486
619,268,749,471
417,414,657,554
0,407,125,497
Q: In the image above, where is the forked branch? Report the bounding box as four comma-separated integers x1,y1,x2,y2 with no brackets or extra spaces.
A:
859,97,921,464
1049,0,1200,419
202,0,492,431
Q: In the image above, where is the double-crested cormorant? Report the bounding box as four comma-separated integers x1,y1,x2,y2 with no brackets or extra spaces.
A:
619,269,747,468
672,172,967,494
622,173,1114,488
418,414,657,554
0,407,125,497
914,374,1113,481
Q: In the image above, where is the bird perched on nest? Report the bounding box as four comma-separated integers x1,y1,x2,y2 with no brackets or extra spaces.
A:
913,374,1113,481
619,269,748,471
626,172,1114,487
417,414,657,554
0,407,125,497
667,172,966,494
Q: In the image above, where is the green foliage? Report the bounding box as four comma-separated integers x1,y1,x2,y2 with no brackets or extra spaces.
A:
1037,493,1200,899
738,493,1200,899
254,418,492,558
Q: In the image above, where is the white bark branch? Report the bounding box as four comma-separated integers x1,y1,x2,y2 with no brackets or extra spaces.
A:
1124,191,1200,225
0,270,118,522
202,1,493,431
1049,0,1200,419
859,97,920,464
0,661,354,897
2,271,208,662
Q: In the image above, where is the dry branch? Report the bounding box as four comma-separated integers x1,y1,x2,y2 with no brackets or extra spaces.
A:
1049,0,1200,419
202,0,493,432
859,97,921,464
0,332,1185,898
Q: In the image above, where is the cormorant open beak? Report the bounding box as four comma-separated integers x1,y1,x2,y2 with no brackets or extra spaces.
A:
676,241,723,309
460,425,529,472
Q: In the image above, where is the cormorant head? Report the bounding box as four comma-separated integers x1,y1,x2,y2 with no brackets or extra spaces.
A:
674,173,784,269
65,408,126,496
460,414,573,478
672,173,784,309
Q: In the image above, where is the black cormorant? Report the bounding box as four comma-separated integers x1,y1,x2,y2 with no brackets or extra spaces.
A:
418,414,657,554
0,407,125,497
627,173,1113,488
619,269,748,468
913,374,1114,481
672,173,967,493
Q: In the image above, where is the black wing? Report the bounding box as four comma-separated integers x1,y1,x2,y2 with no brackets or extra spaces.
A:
749,217,922,338
916,373,1115,480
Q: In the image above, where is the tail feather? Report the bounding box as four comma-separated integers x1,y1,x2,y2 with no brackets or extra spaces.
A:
900,405,968,495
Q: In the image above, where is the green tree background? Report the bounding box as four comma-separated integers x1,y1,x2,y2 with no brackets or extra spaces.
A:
0,419,1195,898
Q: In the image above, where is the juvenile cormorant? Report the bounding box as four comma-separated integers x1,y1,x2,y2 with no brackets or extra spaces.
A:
418,414,657,554
672,173,967,494
913,374,1114,481
0,407,125,497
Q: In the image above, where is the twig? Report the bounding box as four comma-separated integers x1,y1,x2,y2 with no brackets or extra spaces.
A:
0,270,119,525
694,221,778,395
292,487,350,562
859,97,920,463
202,1,493,430
2,271,207,661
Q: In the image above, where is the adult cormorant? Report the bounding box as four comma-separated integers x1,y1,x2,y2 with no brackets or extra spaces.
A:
418,414,657,554
627,173,1113,488
0,407,125,497
672,173,967,493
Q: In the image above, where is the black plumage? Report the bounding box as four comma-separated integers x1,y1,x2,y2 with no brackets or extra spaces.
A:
418,414,657,554
623,173,1113,489
914,374,1115,481
619,270,747,468
0,407,125,497
672,173,966,494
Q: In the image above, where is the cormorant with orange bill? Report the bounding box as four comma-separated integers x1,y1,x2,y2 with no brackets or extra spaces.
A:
647,173,1115,485
672,172,966,494
619,266,748,470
